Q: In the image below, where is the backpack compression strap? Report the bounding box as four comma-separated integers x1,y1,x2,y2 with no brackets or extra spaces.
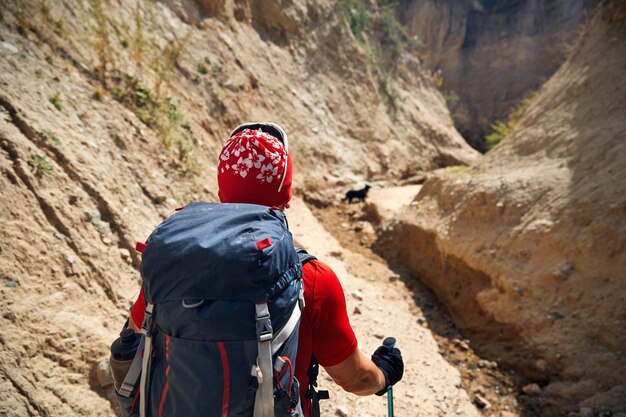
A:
254,302,275,417
117,336,145,398
254,292,304,417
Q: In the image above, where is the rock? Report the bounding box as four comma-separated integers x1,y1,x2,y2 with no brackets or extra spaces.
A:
96,358,113,388
351,290,363,301
1,41,19,54
353,306,361,315
454,338,470,351
474,393,491,409
547,311,565,321
553,261,575,279
3,311,17,322
97,220,111,234
522,383,541,395
83,210,101,225
4,279,18,288
500,412,517,417
62,337,80,347
102,237,112,245
119,248,131,259
66,255,77,265
335,405,348,417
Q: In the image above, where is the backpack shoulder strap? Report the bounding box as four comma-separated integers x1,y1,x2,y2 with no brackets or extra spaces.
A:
295,247,317,265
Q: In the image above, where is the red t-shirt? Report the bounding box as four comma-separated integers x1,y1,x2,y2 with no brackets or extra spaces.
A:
130,259,357,417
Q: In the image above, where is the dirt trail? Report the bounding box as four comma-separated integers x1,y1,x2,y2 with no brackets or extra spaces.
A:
288,196,481,417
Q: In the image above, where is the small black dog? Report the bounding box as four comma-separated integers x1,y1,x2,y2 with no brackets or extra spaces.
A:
343,184,371,203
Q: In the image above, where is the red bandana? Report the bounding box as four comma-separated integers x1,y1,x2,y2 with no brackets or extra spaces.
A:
217,128,292,207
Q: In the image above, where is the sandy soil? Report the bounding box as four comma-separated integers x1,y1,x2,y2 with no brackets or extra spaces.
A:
289,194,522,417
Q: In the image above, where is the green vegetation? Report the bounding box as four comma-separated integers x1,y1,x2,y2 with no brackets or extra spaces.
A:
196,62,209,75
485,120,510,149
40,129,61,145
443,91,460,113
28,154,54,177
79,0,198,173
431,69,444,88
53,18,65,36
49,93,62,111
89,0,114,84
342,0,370,43
441,165,469,177
339,0,424,111
485,93,536,150
92,86,105,101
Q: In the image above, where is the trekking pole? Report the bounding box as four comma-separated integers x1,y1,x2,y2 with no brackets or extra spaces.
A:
382,337,396,417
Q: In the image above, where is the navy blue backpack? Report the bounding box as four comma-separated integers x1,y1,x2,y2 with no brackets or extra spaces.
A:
119,202,310,417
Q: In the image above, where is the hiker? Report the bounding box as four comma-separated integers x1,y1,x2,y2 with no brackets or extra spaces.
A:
124,122,404,416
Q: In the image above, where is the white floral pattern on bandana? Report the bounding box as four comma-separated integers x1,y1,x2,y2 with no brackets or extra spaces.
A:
219,129,286,184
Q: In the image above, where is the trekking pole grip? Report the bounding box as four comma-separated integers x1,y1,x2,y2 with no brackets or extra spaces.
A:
382,337,396,350
381,336,396,417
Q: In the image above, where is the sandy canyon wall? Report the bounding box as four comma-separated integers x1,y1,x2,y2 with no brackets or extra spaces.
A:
398,0,595,150
380,5,626,415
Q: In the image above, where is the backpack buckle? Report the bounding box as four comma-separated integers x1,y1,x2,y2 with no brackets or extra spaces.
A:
141,303,155,336
255,302,273,342
256,316,273,342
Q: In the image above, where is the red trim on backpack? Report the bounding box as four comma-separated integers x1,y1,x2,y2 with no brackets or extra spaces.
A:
158,335,171,417
131,387,140,412
218,342,230,417
136,241,147,253
256,237,272,251
174,205,185,211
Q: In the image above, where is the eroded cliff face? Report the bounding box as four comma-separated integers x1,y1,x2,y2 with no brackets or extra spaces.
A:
381,5,626,414
398,0,594,150
0,0,476,415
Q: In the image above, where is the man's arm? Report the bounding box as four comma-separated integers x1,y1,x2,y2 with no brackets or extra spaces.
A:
127,288,145,333
325,349,386,395
307,260,404,396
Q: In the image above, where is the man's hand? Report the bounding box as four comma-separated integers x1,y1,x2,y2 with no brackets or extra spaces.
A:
371,345,404,396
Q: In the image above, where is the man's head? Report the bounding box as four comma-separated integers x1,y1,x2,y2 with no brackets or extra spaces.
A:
217,122,292,208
